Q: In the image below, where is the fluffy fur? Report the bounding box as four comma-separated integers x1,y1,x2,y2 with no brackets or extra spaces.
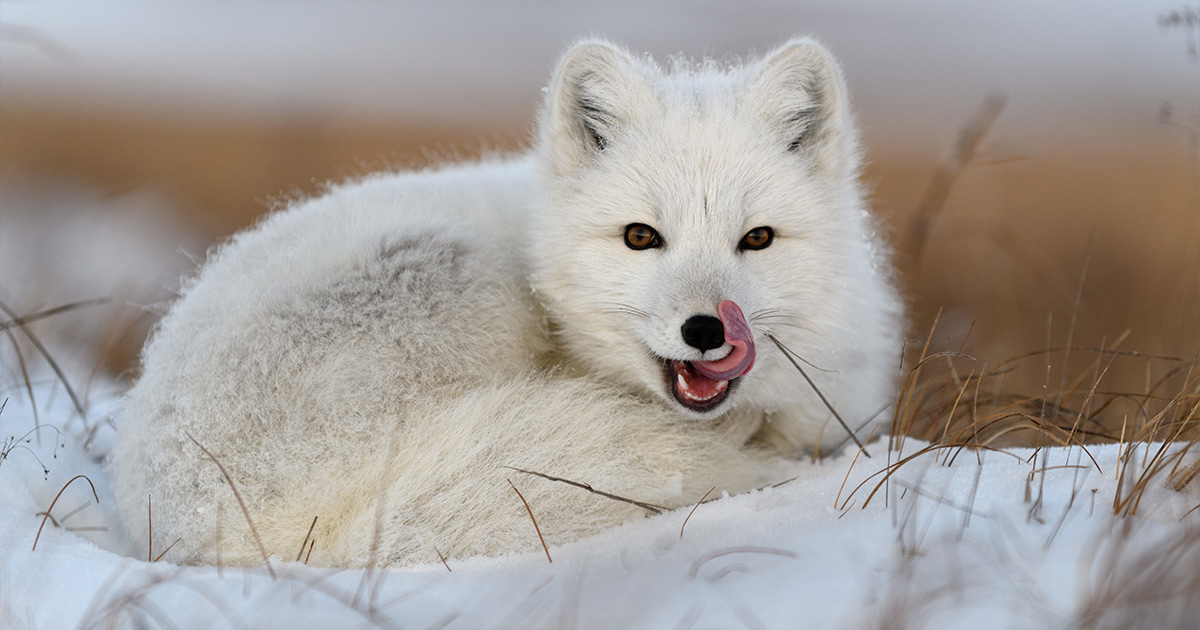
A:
110,38,902,568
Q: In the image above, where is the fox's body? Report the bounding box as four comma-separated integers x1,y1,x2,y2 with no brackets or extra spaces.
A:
111,38,902,568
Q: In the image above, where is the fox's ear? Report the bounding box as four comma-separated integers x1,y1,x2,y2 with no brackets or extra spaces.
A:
745,39,858,177
541,39,656,174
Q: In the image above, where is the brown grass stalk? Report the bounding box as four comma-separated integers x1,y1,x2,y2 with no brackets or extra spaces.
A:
0,297,113,334
907,92,1007,272
153,538,182,563
296,515,318,563
434,546,451,572
32,473,98,551
184,431,276,579
508,478,551,564
0,298,87,426
679,486,716,539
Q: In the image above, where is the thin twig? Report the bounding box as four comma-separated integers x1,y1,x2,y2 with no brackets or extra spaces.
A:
502,466,665,513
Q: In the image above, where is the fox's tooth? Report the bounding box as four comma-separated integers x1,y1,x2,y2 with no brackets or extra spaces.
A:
716,380,728,392
677,373,689,391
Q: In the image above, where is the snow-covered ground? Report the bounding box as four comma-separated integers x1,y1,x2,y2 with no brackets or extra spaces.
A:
1,365,1196,629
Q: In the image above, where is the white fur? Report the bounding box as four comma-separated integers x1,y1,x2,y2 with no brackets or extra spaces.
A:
110,38,902,568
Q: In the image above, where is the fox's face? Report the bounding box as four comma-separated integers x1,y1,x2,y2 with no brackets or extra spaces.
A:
533,39,884,421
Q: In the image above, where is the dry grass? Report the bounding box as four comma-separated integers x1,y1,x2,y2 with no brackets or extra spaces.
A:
31,473,98,551
508,478,553,564
887,317,1198,452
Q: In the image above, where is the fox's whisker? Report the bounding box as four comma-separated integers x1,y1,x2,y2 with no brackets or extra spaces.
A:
764,335,838,374
594,302,651,320
749,308,786,322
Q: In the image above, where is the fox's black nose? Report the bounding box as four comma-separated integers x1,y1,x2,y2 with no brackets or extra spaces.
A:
681,315,725,352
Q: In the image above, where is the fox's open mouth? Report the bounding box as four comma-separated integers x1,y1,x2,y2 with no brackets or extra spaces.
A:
656,300,757,414
664,359,738,413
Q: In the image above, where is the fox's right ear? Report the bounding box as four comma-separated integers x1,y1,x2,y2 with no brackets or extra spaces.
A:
540,39,656,174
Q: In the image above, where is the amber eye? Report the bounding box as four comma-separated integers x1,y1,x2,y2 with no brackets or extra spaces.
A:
624,223,663,250
739,226,774,251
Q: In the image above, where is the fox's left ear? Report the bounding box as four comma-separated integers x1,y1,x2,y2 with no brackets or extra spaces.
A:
745,39,858,177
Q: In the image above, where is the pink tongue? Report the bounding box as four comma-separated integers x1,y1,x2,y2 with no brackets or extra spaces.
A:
692,300,756,381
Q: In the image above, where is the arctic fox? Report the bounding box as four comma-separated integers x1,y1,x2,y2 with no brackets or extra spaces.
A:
110,38,902,568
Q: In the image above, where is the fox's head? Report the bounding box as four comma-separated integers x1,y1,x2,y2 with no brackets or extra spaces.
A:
531,38,899,440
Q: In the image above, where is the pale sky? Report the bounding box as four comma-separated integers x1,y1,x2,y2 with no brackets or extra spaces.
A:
1,0,1197,160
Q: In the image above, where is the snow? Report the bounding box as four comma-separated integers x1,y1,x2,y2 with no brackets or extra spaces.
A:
2,371,1196,629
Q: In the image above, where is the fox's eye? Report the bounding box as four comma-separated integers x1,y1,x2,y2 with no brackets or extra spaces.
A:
739,226,774,251
624,223,663,250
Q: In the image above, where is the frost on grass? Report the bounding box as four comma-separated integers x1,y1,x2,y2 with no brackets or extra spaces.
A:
1,300,1197,628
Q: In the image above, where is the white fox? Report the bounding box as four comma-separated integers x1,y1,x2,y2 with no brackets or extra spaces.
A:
110,37,902,568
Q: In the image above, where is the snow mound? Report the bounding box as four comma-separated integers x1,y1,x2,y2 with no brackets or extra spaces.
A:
1,375,1197,629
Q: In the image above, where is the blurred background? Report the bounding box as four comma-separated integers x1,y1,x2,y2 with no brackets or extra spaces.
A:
1,0,1198,407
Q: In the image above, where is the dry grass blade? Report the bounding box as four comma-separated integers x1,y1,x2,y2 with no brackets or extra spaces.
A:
0,412,63,477
907,92,1006,270
2,324,40,442
840,443,1024,511
354,416,405,612
1075,516,1200,628
1115,437,1199,517
0,298,87,424
153,538,182,563
0,297,112,333
983,347,1187,377
507,478,551,564
893,309,942,450
184,431,276,579
767,334,870,456
687,546,798,580
502,466,665,513
835,426,879,509
910,351,978,372
296,515,318,563
32,473,98,551
434,546,452,572
679,486,716,539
